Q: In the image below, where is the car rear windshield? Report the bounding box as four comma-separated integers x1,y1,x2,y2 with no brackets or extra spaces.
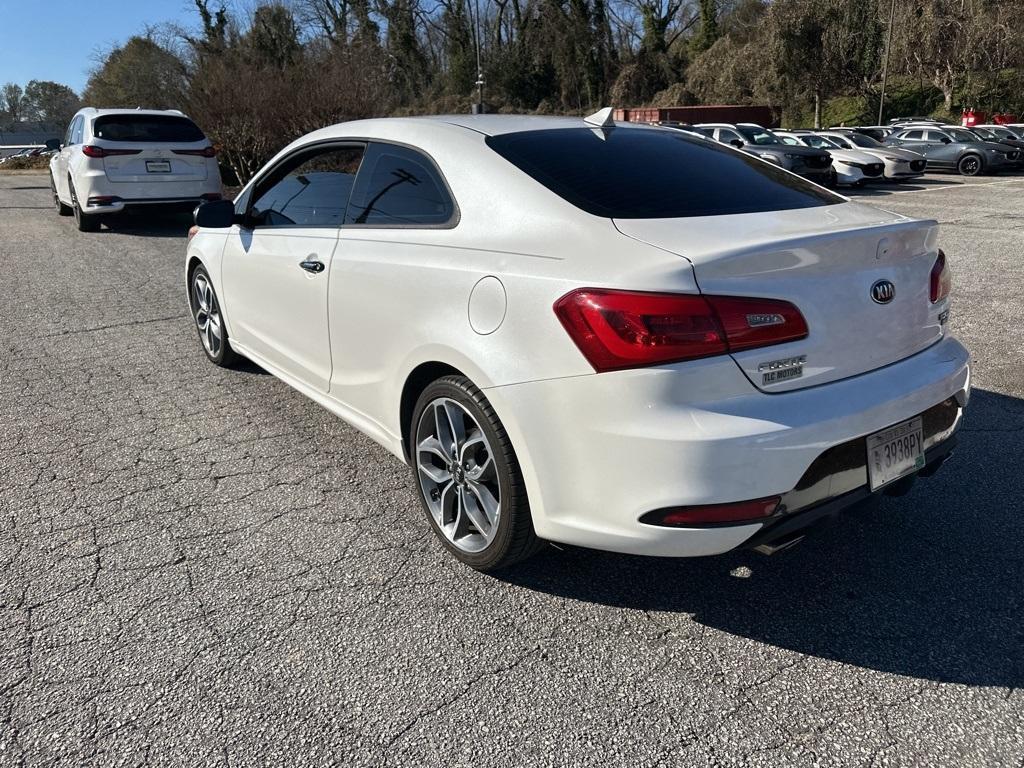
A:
486,127,842,219
92,115,206,143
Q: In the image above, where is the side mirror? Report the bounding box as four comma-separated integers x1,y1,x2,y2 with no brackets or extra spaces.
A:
44,138,61,151
730,139,744,148
194,199,237,229
939,136,951,144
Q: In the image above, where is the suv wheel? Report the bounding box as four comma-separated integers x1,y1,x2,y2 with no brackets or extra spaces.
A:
957,154,983,176
69,178,100,232
51,173,71,216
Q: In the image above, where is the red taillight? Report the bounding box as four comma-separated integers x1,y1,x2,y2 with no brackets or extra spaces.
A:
640,497,781,526
553,289,808,373
81,145,141,158
173,146,217,158
704,295,809,352
930,249,951,303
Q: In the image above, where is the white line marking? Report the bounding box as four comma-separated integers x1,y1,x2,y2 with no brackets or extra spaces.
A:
887,177,1024,194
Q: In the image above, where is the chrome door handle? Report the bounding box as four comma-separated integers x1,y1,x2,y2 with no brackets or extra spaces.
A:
299,259,325,274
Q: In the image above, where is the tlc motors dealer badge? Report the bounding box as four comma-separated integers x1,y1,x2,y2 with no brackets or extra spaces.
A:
758,355,807,385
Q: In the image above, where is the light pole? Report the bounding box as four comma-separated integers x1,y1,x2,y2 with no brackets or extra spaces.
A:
877,0,896,125
471,0,485,114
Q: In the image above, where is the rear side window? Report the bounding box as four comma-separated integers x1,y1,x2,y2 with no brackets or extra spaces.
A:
346,143,455,226
901,130,923,140
92,115,205,142
486,127,842,219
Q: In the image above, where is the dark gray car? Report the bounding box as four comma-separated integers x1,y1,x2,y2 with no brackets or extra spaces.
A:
695,123,835,186
885,125,1018,176
968,126,1024,168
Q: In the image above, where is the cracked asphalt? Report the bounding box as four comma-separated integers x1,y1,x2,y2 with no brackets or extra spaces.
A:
1,171,1022,767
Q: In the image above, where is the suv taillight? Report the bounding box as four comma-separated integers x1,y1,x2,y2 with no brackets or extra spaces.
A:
930,249,951,303
173,146,217,158
81,145,141,158
553,289,808,373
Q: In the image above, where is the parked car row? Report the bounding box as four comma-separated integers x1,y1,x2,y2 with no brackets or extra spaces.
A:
657,121,915,187
839,119,1024,176
0,146,56,164
653,117,1024,183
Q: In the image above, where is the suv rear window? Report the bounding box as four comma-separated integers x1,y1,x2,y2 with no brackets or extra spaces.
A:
486,128,841,219
92,115,205,143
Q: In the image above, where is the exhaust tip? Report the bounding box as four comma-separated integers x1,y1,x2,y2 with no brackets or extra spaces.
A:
753,534,805,556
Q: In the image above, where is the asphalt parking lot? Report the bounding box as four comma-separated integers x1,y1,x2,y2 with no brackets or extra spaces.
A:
1,170,1021,767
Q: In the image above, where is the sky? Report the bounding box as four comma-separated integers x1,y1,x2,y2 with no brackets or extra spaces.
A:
0,0,203,94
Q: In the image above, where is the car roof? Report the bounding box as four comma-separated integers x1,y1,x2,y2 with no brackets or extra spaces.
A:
297,114,676,145
319,113,672,139
76,107,191,119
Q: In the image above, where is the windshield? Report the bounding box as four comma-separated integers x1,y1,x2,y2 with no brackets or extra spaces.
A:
946,128,981,143
846,133,882,148
972,128,997,140
736,126,783,145
992,128,1019,139
804,135,840,149
92,114,205,143
486,127,842,219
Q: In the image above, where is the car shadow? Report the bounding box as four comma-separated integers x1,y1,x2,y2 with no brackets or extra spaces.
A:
232,357,271,376
496,388,1024,688
844,185,920,197
100,210,194,239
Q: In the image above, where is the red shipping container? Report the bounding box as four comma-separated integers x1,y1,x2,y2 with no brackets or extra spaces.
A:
613,105,781,128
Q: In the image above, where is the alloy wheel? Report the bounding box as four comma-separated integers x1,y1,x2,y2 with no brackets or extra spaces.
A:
415,397,501,553
192,273,224,358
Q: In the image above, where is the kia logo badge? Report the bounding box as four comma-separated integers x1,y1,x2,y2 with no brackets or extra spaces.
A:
871,279,895,304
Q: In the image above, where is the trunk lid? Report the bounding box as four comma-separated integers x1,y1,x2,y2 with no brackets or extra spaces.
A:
615,203,945,392
101,143,210,183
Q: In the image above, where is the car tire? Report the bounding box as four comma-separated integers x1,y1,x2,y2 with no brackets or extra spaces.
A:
957,154,983,176
69,177,100,232
410,375,543,571
50,173,71,216
189,265,238,367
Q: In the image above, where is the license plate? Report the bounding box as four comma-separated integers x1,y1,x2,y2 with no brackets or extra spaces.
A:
146,160,171,173
866,416,925,490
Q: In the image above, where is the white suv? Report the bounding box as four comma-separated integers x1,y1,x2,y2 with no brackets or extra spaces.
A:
50,108,223,231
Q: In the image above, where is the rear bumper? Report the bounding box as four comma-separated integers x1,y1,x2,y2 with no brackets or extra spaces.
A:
485,335,970,557
74,168,221,215
82,195,218,214
743,432,958,554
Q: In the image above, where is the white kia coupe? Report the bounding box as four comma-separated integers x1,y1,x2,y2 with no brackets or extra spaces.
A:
185,112,970,570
